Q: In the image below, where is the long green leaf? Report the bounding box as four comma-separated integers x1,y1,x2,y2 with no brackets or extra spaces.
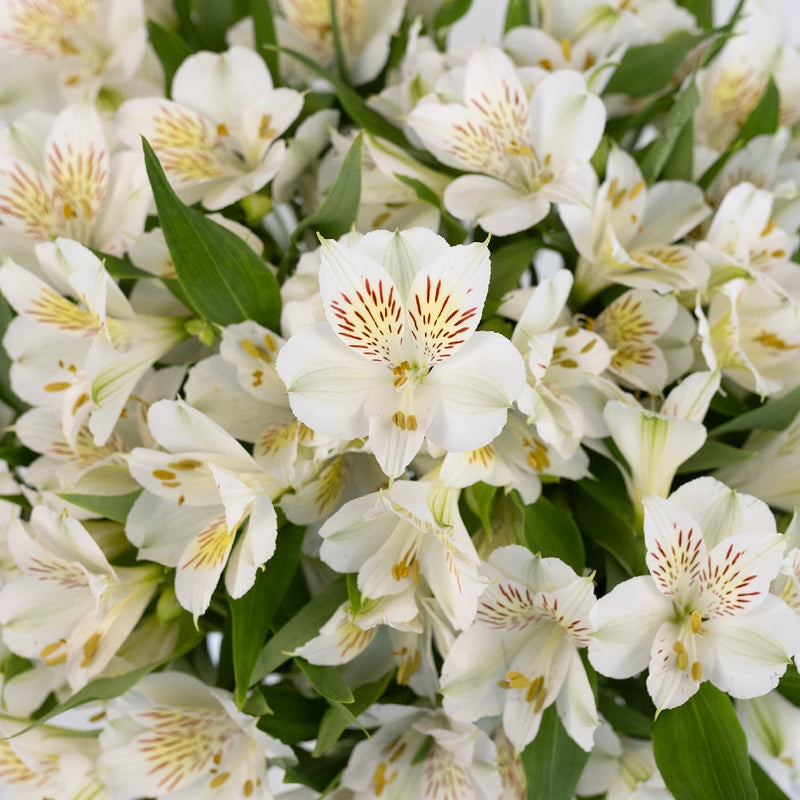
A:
676,439,755,474
272,46,412,151
710,383,800,436
504,0,532,32
521,705,589,800
293,133,363,242
231,524,304,706
249,0,280,82
250,576,347,683
484,238,539,315
146,20,193,95
296,658,354,704
652,683,758,800
142,137,281,330
678,0,713,28
58,490,142,524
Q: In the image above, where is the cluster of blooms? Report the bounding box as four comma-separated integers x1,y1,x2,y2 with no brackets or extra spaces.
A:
4,0,800,798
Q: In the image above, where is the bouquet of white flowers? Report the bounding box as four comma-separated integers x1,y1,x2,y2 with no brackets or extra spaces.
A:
2,0,800,797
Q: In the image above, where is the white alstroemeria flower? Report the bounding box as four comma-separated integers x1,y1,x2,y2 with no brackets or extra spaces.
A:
407,47,605,236
117,46,303,210
98,672,295,800
590,477,800,712
737,691,800,798
0,238,189,446
576,720,671,800
126,400,281,617
714,414,800,512
503,269,616,459
695,181,800,295
698,277,800,397
319,479,483,630
439,408,590,505
276,229,525,479
603,370,720,512
0,505,161,691
441,545,598,753
0,104,150,260
595,287,696,394
562,147,710,303
273,0,405,86
340,705,502,800
0,0,152,101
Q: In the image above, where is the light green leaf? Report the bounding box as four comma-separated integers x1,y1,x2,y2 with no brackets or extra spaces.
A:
710,383,800,436
249,0,280,83
231,524,304,707
603,31,710,98
296,658,354,704
293,133,362,242
637,80,700,183
676,439,755,474
484,238,539,315
142,138,281,330
653,683,758,800
57,490,142,524
521,705,589,800
434,0,473,30
314,669,394,755
464,482,498,535
523,495,585,573
504,0,532,32
250,576,347,683
146,20,193,96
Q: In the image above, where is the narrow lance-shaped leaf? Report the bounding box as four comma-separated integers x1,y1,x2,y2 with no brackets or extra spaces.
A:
142,137,281,330
249,0,280,83
522,494,585,573
521,705,590,800
146,19,193,96
296,658,354,704
57,490,143,524
292,132,363,242
504,0,532,32
710,382,800,436
652,683,758,800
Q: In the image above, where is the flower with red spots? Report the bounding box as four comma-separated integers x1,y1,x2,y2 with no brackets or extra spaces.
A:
589,477,800,712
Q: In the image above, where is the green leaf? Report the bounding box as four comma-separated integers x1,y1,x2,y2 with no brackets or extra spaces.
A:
652,683,758,800
777,661,800,705
329,0,350,84
293,133,363,242
598,686,653,739
195,0,239,51
273,46,413,151
710,383,800,437
504,0,532,32
146,19,193,95
464,481,497,535
603,31,710,98
296,658,354,704
751,758,791,800
57,490,142,524
230,524,304,707
314,669,394,755
659,117,695,181
249,0,280,83
142,137,281,330
678,0,713,28
676,439,755,474
257,681,328,743
636,80,700,183
434,0,473,30
346,573,362,616
91,248,154,280
523,495,585,573
250,576,347,683
485,238,539,315
521,705,589,800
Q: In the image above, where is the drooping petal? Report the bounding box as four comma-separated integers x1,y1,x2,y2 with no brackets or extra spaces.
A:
556,648,600,752
646,620,707,711
224,493,278,599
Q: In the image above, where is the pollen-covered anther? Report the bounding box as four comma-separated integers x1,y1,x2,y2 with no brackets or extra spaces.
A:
673,640,689,671
690,609,706,635
44,381,72,392
81,632,101,667
396,650,419,685
691,661,702,681
209,771,230,788
258,114,275,139
391,410,407,429
372,762,397,796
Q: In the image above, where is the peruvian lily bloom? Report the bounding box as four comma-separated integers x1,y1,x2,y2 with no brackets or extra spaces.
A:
98,671,294,800
0,103,151,260
318,478,484,631
407,47,605,236
561,146,710,303
589,477,800,712
440,545,598,752
126,400,281,618
0,505,161,691
275,229,525,479
117,46,303,210
339,705,502,800
602,370,720,513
